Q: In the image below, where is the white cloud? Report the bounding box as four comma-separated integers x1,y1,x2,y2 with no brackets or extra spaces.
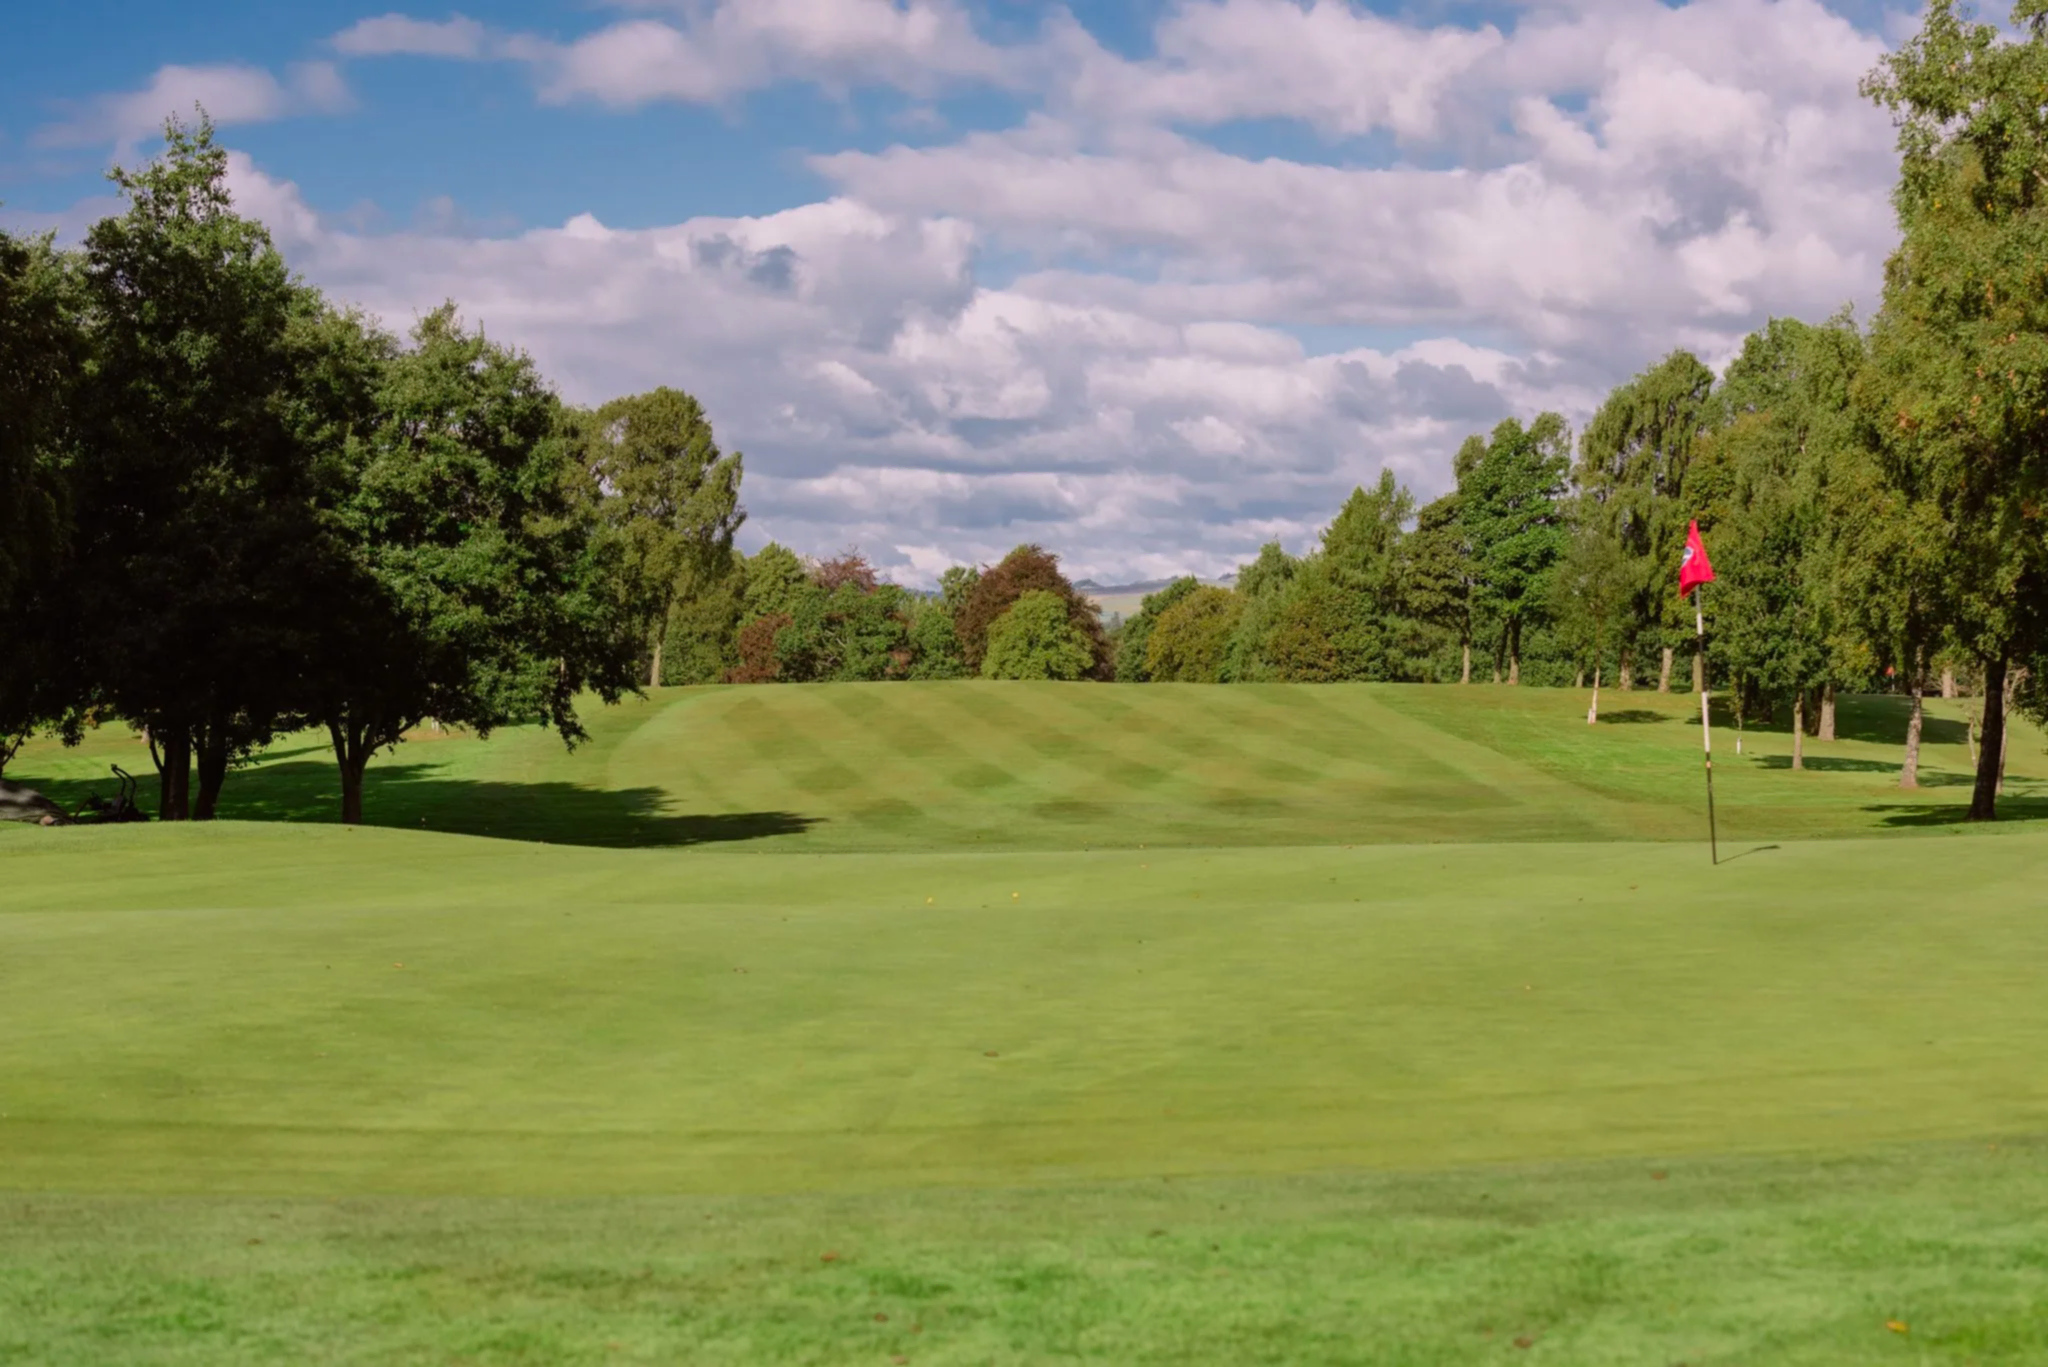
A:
41,0,1911,583
35,62,353,153
331,0,1015,107
331,14,492,60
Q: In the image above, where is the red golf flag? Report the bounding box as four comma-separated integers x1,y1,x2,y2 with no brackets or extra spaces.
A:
1678,520,1715,598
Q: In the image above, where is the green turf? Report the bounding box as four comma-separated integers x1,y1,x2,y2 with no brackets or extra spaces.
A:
9,681,2043,849
4,683,2047,1362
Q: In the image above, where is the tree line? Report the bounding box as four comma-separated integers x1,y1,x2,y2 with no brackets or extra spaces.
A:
8,0,2048,824
646,0,2048,823
1,119,743,823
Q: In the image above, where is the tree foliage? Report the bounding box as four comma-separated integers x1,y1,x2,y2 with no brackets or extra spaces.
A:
1145,586,1242,683
982,591,1096,680
955,545,1109,677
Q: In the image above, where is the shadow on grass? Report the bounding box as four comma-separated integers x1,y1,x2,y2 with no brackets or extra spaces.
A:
1719,844,1780,863
21,759,820,850
1597,710,1669,725
1755,755,1903,775
1864,796,2048,828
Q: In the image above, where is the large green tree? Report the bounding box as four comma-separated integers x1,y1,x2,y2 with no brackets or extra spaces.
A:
1464,414,1572,684
1115,576,1200,682
573,387,744,688
1576,352,1716,690
0,230,80,602
1144,586,1242,683
0,230,85,775
1861,0,2048,817
1398,491,1476,683
982,590,1095,681
304,304,641,824
70,117,324,820
955,545,1108,677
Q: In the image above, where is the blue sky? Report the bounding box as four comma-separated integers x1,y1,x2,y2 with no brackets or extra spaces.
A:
3,0,1917,583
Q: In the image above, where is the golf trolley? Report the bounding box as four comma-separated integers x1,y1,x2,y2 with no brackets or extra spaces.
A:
74,764,149,823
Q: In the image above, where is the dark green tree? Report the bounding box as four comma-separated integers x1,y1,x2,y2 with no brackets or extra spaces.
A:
70,116,324,820
1464,414,1572,684
1576,352,1716,690
1862,0,2048,816
1398,491,1476,683
304,304,641,824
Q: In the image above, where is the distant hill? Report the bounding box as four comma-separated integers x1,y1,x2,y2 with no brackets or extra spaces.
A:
1075,573,1236,626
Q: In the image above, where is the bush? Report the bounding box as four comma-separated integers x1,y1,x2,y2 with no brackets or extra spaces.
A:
981,591,1095,681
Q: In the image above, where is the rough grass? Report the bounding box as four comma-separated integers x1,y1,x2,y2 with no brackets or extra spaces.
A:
4,683,2047,1363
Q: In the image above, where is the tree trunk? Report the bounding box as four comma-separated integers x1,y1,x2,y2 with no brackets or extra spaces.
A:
1969,656,2008,821
152,723,191,822
1657,645,1673,693
1818,683,1836,743
1460,637,1471,685
1941,665,1957,699
649,636,665,690
1900,679,1923,789
1507,620,1521,686
1997,666,2021,797
1619,650,1633,691
192,725,230,822
1791,692,1805,771
340,755,367,826
1587,666,1601,725
328,719,382,826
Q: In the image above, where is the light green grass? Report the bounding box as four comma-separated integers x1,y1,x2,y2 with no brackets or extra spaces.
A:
9,682,2043,849
3,684,2047,1362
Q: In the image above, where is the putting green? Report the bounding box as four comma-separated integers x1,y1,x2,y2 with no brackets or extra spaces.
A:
4,683,2046,1363
5,823,2046,1195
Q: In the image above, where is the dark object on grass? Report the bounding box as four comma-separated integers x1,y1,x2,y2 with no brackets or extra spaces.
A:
0,779,66,824
74,765,149,823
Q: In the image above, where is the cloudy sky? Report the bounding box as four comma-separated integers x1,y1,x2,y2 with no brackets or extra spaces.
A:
4,0,1918,584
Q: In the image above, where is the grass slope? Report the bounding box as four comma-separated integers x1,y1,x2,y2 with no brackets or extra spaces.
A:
4,683,2048,1362
9,682,2044,849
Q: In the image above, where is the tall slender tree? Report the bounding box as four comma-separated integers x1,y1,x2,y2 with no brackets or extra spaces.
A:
1576,352,1716,691
572,387,744,689
1464,414,1572,684
1863,0,2048,817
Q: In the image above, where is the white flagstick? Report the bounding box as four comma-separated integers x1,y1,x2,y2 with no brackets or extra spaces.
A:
1695,585,1717,865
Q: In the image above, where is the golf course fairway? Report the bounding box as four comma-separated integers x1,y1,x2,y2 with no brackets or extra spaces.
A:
3,683,2046,1363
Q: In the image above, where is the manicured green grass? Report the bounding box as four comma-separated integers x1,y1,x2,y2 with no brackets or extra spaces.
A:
8,1143,2046,1366
10,681,2043,849
4,683,2047,1362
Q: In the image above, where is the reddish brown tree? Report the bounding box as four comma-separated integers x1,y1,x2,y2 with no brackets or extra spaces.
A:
726,612,790,683
954,544,1110,677
811,549,879,594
